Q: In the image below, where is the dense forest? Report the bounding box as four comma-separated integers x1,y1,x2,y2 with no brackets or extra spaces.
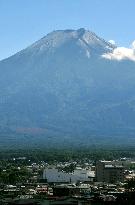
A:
0,147,135,163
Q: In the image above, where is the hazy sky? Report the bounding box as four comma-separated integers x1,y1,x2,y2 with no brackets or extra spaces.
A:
0,0,135,60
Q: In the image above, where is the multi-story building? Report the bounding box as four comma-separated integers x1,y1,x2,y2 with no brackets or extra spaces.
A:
96,161,124,183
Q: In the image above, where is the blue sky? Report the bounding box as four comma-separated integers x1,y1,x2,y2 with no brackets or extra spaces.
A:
0,0,135,60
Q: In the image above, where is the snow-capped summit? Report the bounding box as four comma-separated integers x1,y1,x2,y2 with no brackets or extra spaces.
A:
26,28,115,56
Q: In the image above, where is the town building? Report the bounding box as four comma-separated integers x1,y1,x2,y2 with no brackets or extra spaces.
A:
96,161,124,183
43,168,95,183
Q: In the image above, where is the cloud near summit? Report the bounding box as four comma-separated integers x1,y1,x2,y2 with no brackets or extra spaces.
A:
102,41,135,62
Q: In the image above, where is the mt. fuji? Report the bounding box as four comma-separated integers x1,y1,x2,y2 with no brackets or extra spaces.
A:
0,28,135,148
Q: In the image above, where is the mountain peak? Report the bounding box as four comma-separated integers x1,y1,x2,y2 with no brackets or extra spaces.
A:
27,28,115,56
76,28,86,36
0,28,135,148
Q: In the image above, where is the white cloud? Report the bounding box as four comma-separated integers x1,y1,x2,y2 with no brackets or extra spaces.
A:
102,41,135,62
132,41,135,49
108,40,116,45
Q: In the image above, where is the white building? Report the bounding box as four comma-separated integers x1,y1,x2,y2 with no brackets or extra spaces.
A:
43,168,95,183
